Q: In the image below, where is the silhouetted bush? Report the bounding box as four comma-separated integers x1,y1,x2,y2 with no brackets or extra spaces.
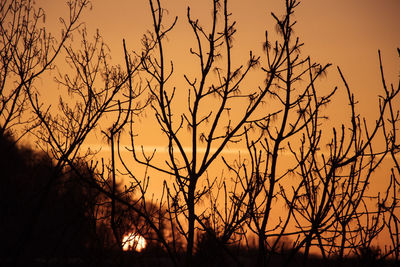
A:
0,132,106,264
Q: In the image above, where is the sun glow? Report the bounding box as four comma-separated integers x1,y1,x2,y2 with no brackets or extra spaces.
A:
122,233,147,252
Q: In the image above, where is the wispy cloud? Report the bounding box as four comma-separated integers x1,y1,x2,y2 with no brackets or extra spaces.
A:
82,143,249,155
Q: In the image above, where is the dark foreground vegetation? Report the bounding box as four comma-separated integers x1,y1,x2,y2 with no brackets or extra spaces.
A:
0,133,398,267
1,0,400,266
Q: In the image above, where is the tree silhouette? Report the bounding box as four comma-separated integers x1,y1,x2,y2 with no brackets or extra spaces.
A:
0,132,108,264
1,0,399,266
0,0,89,141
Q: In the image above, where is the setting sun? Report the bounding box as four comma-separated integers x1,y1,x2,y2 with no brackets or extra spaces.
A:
122,233,146,252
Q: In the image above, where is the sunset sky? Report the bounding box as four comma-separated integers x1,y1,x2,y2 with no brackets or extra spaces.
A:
3,1,400,262
37,0,400,189
28,0,400,252
41,0,400,121
37,0,399,171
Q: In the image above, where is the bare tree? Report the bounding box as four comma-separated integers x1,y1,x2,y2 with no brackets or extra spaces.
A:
123,0,400,265
26,16,180,264
4,0,399,266
0,0,91,263
0,0,88,141
216,1,400,266
127,0,305,264
375,49,400,263
279,62,398,265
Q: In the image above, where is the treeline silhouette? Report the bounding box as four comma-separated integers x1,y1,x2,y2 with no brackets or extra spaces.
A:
0,132,184,266
0,129,396,266
0,132,104,264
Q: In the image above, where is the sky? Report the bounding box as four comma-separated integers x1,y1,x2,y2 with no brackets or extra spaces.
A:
42,0,400,115
42,0,400,70
35,0,400,249
38,0,400,182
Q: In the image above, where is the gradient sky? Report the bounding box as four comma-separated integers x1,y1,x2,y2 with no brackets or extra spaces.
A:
38,0,400,158
36,0,400,248
39,0,400,180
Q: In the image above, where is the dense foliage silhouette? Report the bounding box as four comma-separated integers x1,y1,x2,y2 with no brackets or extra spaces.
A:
0,133,106,264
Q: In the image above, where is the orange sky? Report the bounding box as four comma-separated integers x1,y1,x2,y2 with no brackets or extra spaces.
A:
41,0,400,116
38,0,400,185
33,0,400,250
